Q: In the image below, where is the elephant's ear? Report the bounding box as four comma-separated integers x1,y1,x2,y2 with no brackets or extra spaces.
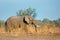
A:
23,16,29,24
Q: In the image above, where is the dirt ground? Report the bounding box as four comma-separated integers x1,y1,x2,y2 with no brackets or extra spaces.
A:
0,34,60,40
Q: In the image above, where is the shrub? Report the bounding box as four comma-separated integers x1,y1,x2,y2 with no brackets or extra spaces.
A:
0,20,4,27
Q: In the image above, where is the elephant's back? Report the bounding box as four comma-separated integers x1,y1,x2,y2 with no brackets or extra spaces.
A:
7,16,17,20
6,16,24,22
6,16,19,24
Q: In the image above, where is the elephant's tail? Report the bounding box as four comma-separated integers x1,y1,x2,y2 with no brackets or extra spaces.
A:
5,21,8,32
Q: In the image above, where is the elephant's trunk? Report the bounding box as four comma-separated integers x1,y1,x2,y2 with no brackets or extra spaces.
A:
32,22,37,32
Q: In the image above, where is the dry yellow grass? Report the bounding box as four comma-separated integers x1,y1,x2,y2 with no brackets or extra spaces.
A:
0,25,60,36
37,26,60,34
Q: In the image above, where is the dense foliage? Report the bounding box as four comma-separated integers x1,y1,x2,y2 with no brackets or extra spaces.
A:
16,8,37,18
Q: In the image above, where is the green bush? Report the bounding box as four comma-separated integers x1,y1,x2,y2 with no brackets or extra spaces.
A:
53,18,60,27
0,20,4,27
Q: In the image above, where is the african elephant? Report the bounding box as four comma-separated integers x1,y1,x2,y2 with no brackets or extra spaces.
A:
5,16,37,32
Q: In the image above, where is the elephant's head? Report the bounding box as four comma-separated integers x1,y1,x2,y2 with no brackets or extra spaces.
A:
23,16,34,24
23,16,37,32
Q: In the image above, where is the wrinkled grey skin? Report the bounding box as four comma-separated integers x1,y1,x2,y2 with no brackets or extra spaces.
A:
5,16,37,32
